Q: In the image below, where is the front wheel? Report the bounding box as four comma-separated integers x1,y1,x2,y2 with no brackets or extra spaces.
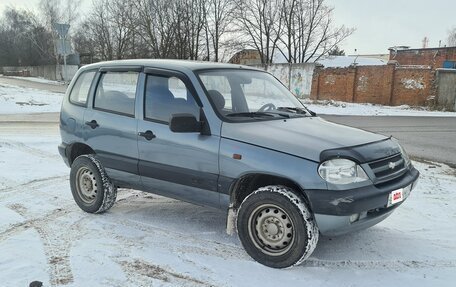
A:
70,154,117,213
237,185,319,268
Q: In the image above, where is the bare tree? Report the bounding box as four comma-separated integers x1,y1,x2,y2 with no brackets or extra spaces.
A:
71,0,354,64
134,0,177,58
174,0,207,60
277,0,354,63
448,27,456,47
74,0,137,61
0,8,54,66
39,0,82,28
106,0,137,59
205,0,236,61
38,0,82,67
235,0,284,64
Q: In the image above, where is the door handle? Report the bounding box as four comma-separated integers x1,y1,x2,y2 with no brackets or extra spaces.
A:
85,120,99,129
138,130,156,140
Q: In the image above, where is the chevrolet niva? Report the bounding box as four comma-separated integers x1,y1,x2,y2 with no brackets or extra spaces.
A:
59,60,419,268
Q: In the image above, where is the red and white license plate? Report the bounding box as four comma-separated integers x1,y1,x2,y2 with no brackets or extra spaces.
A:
387,188,404,207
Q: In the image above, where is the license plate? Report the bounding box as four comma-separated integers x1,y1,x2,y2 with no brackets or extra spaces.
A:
387,188,404,207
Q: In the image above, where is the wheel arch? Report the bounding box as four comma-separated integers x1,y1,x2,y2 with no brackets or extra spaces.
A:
67,142,96,166
228,173,313,212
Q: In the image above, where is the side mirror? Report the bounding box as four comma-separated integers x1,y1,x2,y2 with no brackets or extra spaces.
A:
169,113,202,133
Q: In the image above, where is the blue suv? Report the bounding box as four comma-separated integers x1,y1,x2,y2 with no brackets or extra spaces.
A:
59,60,419,268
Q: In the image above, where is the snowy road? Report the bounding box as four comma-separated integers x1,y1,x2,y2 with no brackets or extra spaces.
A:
322,115,456,166
1,127,456,286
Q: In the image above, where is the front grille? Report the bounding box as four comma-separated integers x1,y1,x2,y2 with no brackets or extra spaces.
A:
368,153,407,184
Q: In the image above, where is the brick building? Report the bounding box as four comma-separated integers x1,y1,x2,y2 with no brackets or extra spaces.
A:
228,49,263,65
389,46,456,69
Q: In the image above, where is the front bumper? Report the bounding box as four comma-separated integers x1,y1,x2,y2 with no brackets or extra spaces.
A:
306,166,419,236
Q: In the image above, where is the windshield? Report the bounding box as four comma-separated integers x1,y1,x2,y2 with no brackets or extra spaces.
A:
197,69,313,121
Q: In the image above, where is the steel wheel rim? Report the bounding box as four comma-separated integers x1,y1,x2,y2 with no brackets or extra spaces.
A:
75,167,98,204
247,204,295,256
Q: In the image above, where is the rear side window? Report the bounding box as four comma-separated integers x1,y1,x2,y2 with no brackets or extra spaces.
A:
94,71,139,116
69,71,96,105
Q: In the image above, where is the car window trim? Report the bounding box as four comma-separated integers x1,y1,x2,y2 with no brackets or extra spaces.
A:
68,69,98,107
92,106,136,118
99,65,143,72
144,67,203,107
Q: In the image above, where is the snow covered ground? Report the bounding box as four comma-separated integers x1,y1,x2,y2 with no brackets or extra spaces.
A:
0,83,63,114
0,130,455,286
7,76,65,86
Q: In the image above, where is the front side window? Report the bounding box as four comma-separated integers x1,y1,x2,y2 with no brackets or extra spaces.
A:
144,74,200,123
69,70,96,105
198,69,311,121
94,71,139,116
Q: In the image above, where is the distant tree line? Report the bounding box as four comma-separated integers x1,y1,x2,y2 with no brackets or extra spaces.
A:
0,0,81,66
0,0,353,66
0,8,54,66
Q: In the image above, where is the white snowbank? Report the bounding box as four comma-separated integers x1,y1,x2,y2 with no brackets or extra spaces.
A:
8,76,65,85
0,83,63,114
302,99,456,117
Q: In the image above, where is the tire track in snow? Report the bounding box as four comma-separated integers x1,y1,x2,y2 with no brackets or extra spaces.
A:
119,259,214,287
0,175,68,199
5,203,90,286
0,140,60,160
0,206,69,243
104,208,245,260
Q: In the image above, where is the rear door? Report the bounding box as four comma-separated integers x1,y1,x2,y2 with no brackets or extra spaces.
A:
137,69,220,208
83,66,141,187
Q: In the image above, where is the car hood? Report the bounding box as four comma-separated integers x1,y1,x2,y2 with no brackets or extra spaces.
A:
221,117,387,162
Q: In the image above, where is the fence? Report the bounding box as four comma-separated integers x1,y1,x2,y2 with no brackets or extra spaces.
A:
310,64,436,106
436,69,456,111
253,63,316,98
0,65,78,81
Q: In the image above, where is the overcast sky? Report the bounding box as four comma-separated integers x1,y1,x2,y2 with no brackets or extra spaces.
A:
1,0,455,55
326,0,456,54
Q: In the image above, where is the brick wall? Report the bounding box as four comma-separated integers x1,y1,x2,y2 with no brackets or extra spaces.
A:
310,67,355,102
390,47,456,69
392,67,434,106
311,64,435,106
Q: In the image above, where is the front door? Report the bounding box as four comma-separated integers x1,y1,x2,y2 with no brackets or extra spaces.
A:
137,70,220,208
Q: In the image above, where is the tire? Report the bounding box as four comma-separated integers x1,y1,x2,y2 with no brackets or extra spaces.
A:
70,154,117,213
237,185,319,268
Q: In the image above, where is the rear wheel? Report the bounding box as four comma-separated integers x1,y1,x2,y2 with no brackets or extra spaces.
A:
237,185,319,268
70,154,117,213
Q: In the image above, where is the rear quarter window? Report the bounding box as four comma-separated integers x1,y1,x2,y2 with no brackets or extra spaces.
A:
69,71,96,105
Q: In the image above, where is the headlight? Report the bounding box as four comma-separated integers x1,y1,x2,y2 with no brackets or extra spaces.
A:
398,143,411,166
318,159,369,185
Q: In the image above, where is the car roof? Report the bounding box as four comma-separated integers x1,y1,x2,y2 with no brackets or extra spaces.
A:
80,59,261,72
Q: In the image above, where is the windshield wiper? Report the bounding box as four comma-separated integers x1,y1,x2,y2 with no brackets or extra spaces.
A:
226,111,289,118
276,106,316,116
